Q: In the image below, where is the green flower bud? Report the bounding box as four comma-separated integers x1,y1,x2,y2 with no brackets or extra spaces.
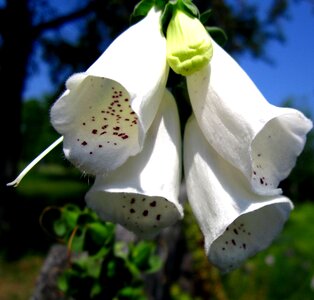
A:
166,9,213,76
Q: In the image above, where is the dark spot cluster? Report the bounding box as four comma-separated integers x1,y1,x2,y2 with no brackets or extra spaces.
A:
119,194,175,235
251,152,274,189
220,221,251,252
75,82,138,155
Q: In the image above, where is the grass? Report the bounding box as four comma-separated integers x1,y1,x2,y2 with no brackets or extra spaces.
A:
0,255,44,300
16,162,90,201
0,163,89,299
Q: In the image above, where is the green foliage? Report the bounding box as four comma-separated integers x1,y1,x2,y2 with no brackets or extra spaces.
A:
222,202,314,300
21,98,61,163
41,204,163,299
181,201,314,300
281,126,314,203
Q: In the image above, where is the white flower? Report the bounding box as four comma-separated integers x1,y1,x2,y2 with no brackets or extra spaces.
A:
50,8,168,175
184,38,312,272
184,116,294,272
86,90,183,238
187,39,313,196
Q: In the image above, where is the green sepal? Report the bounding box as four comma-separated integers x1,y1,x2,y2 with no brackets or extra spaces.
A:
161,0,200,35
200,9,213,24
161,1,176,36
130,0,166,24
179,0,200,18
206,26,228,46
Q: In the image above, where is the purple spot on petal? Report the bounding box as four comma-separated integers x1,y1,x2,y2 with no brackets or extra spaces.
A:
150,201,156,207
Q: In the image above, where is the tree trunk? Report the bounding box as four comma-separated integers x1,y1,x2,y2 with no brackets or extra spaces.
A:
0,0,33,256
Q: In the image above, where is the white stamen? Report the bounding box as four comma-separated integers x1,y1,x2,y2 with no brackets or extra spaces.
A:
6,136,64,187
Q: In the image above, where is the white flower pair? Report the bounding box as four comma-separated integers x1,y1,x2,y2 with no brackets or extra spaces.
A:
49,8,312,272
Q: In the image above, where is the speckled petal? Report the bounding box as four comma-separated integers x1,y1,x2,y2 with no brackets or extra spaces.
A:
184,116,293,272
51,76,140,174
187,39,312,196
50,8,168,175
87,7,168,145
86,90,183,238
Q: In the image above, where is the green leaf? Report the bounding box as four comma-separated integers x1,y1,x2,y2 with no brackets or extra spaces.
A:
114,241,129,259
116,286,147,300
91,281,102,298
83,222,115,255
80,256,103,278
76,212,95,227
129,241,162,273
57,272,69,293
62,204,81,228
70,227,85,252
147,254,163,273
107,257,129,280
53,219,67,237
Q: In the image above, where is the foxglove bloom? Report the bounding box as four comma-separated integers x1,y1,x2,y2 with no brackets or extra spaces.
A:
86,90,183,238
187,39,312,196
184,117,294,272
184,38,312,272
50,8,168,175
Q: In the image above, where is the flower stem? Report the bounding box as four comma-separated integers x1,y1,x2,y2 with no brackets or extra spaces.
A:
6,136,64,187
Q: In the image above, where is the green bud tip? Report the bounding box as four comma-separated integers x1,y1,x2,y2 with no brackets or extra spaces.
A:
166,9,213,76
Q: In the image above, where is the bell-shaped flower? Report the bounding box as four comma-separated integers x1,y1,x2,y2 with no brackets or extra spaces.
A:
50,7,168,175
184,116,294,272
166,9,213,76
85,90,183,238
187,38,313,196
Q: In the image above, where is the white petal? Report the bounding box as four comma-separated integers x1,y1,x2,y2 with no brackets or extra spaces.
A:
87,8,168,141
51,76,140,174
184,116,293,272
50,8,168,175
86,90,183,238
187,39,313,196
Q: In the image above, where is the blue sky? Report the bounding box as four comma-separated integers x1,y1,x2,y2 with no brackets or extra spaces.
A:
237,0,314,115
23,0,314,116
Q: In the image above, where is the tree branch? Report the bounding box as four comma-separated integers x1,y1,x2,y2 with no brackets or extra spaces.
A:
32,2,95,38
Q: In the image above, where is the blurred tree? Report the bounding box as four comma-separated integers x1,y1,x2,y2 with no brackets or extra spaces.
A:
1,0,312,298
0,0,293,189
